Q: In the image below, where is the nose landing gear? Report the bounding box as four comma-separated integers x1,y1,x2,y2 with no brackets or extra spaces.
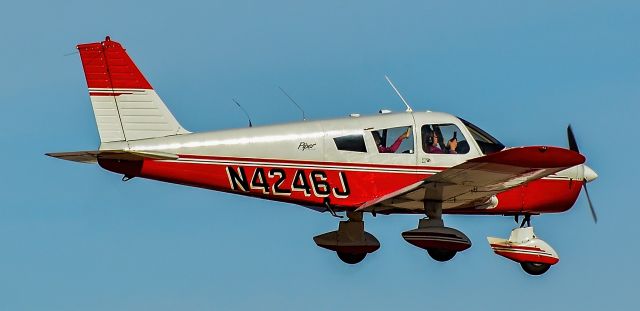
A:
488,217,559,275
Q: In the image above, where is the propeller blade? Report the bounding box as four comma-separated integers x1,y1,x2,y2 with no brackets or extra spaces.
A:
582,179,597,223
567,125,579,153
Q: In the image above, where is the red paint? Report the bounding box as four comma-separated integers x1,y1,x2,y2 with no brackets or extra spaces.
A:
77,37,153,90
100,150,582,214
522,178,581,213
115,158,581,215
98,159,143,177
89,92,134,96
138,159,423,208
179,154,443,171
470,146,585,168
490,244,543,252
158,151,583,214
446,178,580,215
494,250,559,265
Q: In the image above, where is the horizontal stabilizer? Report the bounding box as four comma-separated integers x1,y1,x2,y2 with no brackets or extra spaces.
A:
46,150,178,164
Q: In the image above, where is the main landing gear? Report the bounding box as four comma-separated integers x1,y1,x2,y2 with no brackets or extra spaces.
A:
402,201,472,262
488,215,559,275
313,211,380,264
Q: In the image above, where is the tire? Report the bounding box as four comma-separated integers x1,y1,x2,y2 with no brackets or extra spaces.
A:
337,252,367,264
427,248,457,262
520,262,551,275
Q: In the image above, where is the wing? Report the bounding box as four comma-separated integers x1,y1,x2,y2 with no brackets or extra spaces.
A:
46,150,178,164
358,146,585,213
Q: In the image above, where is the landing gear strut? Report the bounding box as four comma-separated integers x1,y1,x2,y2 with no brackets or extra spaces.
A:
313,211,380,265
515,214,531,228
402,201,472,262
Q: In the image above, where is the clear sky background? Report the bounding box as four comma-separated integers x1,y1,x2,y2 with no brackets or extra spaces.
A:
1,1,638,310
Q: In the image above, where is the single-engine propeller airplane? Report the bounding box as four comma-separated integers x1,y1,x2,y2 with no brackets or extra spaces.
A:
48,37,598,275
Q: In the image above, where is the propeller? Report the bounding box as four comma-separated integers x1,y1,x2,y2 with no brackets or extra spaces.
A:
567,125,598,223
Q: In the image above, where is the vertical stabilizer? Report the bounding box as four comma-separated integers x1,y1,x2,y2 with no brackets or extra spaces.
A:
77,36,189,143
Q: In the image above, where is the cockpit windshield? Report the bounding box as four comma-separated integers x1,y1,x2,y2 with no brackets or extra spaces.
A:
458,117,505,155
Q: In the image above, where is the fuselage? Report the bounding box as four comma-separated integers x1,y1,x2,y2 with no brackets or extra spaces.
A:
97,111,583,215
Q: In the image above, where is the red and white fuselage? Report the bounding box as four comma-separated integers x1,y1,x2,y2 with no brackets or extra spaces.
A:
98,112,593,216
47,37,599,274
50,36,596,218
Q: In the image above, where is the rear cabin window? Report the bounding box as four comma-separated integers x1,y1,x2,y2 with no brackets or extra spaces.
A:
334,134,367,152
371,126,414,154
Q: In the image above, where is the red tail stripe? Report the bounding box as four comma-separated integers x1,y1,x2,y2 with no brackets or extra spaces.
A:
89,92,134,97
77,37,153,90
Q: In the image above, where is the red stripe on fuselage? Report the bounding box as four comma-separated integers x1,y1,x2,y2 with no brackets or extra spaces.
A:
177,154,444,171
117,155,582,214
138,158,423,209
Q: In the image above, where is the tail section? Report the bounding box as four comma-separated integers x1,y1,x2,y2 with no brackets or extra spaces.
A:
77,36,189,143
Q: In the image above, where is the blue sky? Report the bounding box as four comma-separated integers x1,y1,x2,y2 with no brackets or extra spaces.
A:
1,1,638,310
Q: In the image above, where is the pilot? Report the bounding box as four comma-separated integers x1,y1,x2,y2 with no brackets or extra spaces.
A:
424,129,457,154
373,128,411,153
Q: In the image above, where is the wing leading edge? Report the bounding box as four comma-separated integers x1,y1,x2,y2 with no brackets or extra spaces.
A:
358,146,585,213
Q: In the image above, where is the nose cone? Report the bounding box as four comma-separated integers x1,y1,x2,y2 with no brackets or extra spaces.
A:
584,165,598,183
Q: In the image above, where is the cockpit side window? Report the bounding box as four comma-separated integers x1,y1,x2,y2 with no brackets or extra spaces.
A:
370,126,414,154
421,124,469,154
334,134,367,152
458,118,505,155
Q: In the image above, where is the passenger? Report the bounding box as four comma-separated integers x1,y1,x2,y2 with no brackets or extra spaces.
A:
373,128,411,153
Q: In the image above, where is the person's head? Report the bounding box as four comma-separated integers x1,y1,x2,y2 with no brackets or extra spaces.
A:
424,129,438,147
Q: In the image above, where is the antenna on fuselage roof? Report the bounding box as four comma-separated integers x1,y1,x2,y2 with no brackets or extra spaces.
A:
384,75,413,113
232,98,253,127
278,86,307,121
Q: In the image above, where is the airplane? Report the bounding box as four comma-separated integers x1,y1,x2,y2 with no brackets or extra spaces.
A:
47,36,598,275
